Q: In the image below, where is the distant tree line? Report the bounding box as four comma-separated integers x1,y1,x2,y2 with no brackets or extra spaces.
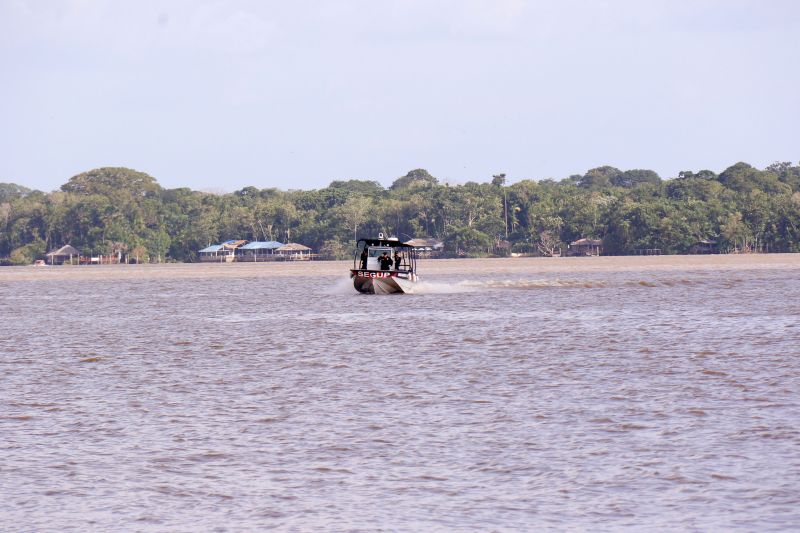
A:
1,161,800,265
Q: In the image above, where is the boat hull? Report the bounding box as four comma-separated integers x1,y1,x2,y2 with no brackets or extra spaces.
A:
350,270,418,294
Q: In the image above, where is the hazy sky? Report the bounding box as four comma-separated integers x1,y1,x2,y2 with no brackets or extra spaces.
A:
1,0,798,191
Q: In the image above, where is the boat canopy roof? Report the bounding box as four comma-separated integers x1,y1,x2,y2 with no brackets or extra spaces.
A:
358,238,412,248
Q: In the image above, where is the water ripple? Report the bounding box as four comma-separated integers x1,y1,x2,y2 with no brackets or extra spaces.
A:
1,260,799,530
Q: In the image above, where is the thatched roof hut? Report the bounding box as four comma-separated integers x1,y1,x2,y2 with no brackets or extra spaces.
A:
222,239,247,251
275,242,311,252
47,244,81,257
46,245,81,264
275,242,313,259
568,238,603,256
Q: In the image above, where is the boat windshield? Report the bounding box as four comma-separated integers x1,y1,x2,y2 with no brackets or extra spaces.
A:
369,247,392,257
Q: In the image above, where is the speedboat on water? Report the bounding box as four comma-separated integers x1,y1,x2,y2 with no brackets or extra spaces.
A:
350,234,419,294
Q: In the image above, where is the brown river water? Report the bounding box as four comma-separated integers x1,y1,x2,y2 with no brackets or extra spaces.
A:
1,255,799,531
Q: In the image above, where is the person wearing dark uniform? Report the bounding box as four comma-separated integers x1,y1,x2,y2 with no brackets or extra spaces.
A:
360,248,368,270
393,251,402,271
378,252,393,271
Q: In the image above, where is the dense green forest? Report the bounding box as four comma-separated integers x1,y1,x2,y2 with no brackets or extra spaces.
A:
2,161,800,265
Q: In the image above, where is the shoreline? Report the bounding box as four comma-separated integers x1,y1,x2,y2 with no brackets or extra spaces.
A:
2,253,800,282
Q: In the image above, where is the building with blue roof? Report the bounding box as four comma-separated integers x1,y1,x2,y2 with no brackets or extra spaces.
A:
197,240,317,262
198,240,247,262
237,241,284,261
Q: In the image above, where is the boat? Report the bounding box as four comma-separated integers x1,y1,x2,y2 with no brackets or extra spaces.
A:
350,234,419,294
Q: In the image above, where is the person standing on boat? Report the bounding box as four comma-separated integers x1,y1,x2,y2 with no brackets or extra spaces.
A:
378,252,393,271
393,251,402,271
360,248,368,270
